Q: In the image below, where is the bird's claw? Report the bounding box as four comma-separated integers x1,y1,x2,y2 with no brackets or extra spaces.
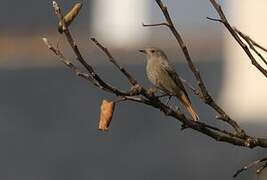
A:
147,88,157,96
166,96,172,105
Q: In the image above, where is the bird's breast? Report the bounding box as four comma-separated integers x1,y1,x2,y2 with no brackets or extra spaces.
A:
146,59,161,86
146,59,181,95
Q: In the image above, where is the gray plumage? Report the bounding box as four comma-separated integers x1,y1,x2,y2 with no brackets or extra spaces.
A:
140,47,199,121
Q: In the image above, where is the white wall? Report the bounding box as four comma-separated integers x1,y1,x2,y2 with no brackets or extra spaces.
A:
220,0,267,122
91,0,150,48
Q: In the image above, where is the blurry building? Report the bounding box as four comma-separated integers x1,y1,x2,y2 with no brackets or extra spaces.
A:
220,0,267,123
91,0,150,48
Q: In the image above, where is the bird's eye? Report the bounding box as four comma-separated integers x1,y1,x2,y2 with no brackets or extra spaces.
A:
151,50,155,53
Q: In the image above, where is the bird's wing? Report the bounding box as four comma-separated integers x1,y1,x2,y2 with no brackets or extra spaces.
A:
161,60,191,102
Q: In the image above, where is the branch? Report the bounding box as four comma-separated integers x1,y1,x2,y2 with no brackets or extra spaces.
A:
42,37,98,85
233,158,267,178
52,2,119,94
51,1,144,97
90,37,139,86
208,0,267,78
45,1,267,154
143,0,245,136
42,37,139,96
234,28,267,67
180,77,199,95
248,37,267,53
206,17,223,23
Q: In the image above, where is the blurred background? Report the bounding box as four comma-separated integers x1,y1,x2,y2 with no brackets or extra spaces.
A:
1,0,267,179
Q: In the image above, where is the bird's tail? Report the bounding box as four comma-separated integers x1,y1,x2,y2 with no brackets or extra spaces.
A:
178,94,199,121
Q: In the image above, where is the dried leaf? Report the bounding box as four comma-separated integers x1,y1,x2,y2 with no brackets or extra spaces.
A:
98,100,115,131
58,2,83,33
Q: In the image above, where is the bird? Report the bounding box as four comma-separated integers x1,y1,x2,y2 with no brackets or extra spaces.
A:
139,47,199,121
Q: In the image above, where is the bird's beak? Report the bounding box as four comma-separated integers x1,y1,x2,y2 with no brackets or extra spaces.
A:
139,49,146,54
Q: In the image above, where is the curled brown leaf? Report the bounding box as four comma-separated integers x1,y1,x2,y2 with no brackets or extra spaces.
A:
98,100,115,131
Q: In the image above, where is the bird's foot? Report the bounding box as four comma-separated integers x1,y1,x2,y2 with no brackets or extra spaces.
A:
147,88,158,96
165,96,172,105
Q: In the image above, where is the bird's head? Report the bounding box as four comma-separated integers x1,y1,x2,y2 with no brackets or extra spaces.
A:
139,47,167,60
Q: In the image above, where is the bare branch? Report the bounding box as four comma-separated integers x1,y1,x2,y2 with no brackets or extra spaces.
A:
52,2,108,87
51,1,142,97
209,0,267,78
249,39,267,53
42,37,136,96
45,1,267,154
42,37,99,86
179,77,199,95
90,37,139,86
206,17,223,23
233,158,267,178
234,28,267,67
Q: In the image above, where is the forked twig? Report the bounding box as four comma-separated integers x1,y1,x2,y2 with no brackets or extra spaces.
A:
234,28,267,67
208,0,267,78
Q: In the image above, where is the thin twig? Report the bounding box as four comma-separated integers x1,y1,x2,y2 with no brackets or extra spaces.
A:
52,1,139,97
42,37,99,87
250,39,267,53
206,17,223,23
52,2,114,92
233,158,267,178
90,37,139,86
42,37,135,96
180,77,199,95
142,22,169,27
234,28,267,67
